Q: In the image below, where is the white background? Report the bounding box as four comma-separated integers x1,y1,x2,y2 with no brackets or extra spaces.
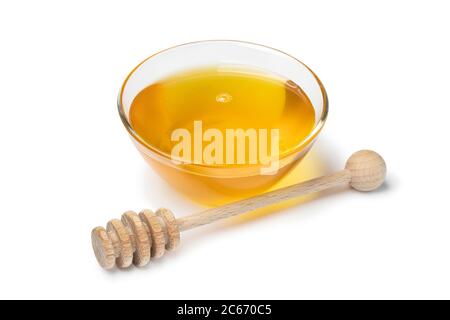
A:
0,0,449,299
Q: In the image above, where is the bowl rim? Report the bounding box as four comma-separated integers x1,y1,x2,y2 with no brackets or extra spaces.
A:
117,39,329,169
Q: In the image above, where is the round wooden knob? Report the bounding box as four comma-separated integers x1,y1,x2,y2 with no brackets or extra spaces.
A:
345,150,386,191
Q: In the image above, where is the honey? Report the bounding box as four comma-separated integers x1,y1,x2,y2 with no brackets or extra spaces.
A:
128,65,317,205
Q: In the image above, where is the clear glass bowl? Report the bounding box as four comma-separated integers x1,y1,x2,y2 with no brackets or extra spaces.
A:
118,40,328,205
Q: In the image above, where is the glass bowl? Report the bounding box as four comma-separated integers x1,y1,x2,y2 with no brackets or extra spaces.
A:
118,40,328,205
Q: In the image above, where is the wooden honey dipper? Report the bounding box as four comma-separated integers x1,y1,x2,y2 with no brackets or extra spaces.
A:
92,150,386,269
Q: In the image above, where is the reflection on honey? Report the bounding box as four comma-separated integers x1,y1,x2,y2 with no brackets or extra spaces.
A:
129,65,318,206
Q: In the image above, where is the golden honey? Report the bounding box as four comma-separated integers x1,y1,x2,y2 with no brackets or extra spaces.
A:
129,66,316,205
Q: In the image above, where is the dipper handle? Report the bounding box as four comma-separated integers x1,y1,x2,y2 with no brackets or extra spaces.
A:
178,149,386,230
177,170,351,231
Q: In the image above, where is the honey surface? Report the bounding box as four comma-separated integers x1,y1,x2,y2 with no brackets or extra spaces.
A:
129,66,316,163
